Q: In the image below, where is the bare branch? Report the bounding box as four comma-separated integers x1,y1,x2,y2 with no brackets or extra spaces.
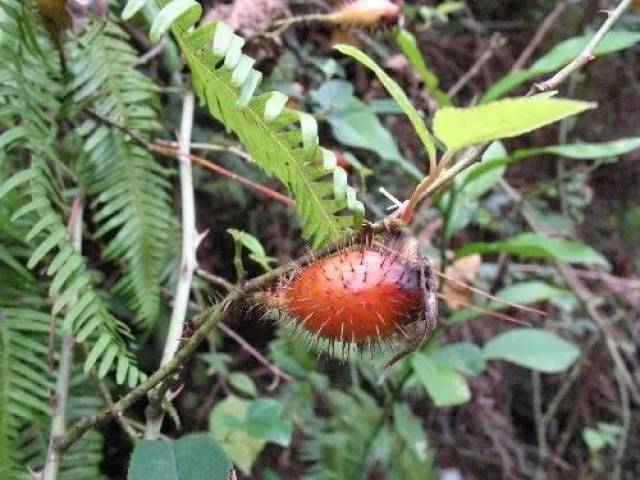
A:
531,0,633,93
145,91,196,440
43,197,84,480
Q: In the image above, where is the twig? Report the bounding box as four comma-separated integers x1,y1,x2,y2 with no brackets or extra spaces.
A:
83,112,294,208
531,0,634,93
151,143,295,207
92,371,139,444
612,368,631,480
174,271,292,390
131,38,166,66
145,91,196,440
156,139,253,164
448,33,505,98
511,0,576,72
542,336,598,426
532,371,547,480
196,268,237,292
218,323,294,390
43,197,84,480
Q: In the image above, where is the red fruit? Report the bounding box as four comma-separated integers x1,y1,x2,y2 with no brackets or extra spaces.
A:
271,249,424,343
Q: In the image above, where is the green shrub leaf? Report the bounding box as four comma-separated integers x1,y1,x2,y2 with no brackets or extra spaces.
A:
434,97,596,151
483,328,580,373
335,44,437,163
483,31,640,101
412,353,471,407
517,137,640,160
128,433,232,480
457,232,610,268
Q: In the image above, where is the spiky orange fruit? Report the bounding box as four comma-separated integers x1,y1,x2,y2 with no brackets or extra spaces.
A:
271,249,424,343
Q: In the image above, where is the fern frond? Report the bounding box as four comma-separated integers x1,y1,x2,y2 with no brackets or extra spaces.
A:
0,0,64,166
300,388,383,479
155,1,364,246
0,304,51,480
0,163,143,387
8,369,106,480
68,20,175,329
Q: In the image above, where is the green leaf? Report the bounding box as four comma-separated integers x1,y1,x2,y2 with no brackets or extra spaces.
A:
335,44,437,163
483,328,579,373
228,373,257,397
311,81,422,180
0,169,38,202
227,228,267,257
582,422,622,453
150,0,202,43
432,342,486,376
245,399,293,447
483,31,640,101
127,433,232,480
441,141,506,237
210,396,265,475
434,97,596,151
412,353,471,407
457,232,610,268
0,126,26,151
122,0,150,20
393,404,430,462
394,29,450,106
582,428,606,453
227,229,275,271
518,137,640,160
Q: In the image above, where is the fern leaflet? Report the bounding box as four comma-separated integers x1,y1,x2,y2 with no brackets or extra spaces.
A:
154,0,365,246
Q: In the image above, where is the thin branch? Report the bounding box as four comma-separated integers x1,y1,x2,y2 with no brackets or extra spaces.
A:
511,0,576,72
196,268,237,292
91,371,139,444
43,197,84,480
531,0,634,93
176,272,292,390
145,91,196,440
131,38,166,67
448,33,505,98
532,371,547,480
218,322,294,390
156,139,253,164
151,143,295,207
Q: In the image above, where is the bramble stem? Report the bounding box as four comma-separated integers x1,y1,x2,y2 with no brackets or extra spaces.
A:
144,91,196,440
43,197,84,480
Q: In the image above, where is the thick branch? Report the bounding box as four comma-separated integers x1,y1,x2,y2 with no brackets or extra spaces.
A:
53,261,296,454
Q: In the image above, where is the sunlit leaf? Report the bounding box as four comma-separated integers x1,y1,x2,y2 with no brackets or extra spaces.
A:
434,98,596,151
